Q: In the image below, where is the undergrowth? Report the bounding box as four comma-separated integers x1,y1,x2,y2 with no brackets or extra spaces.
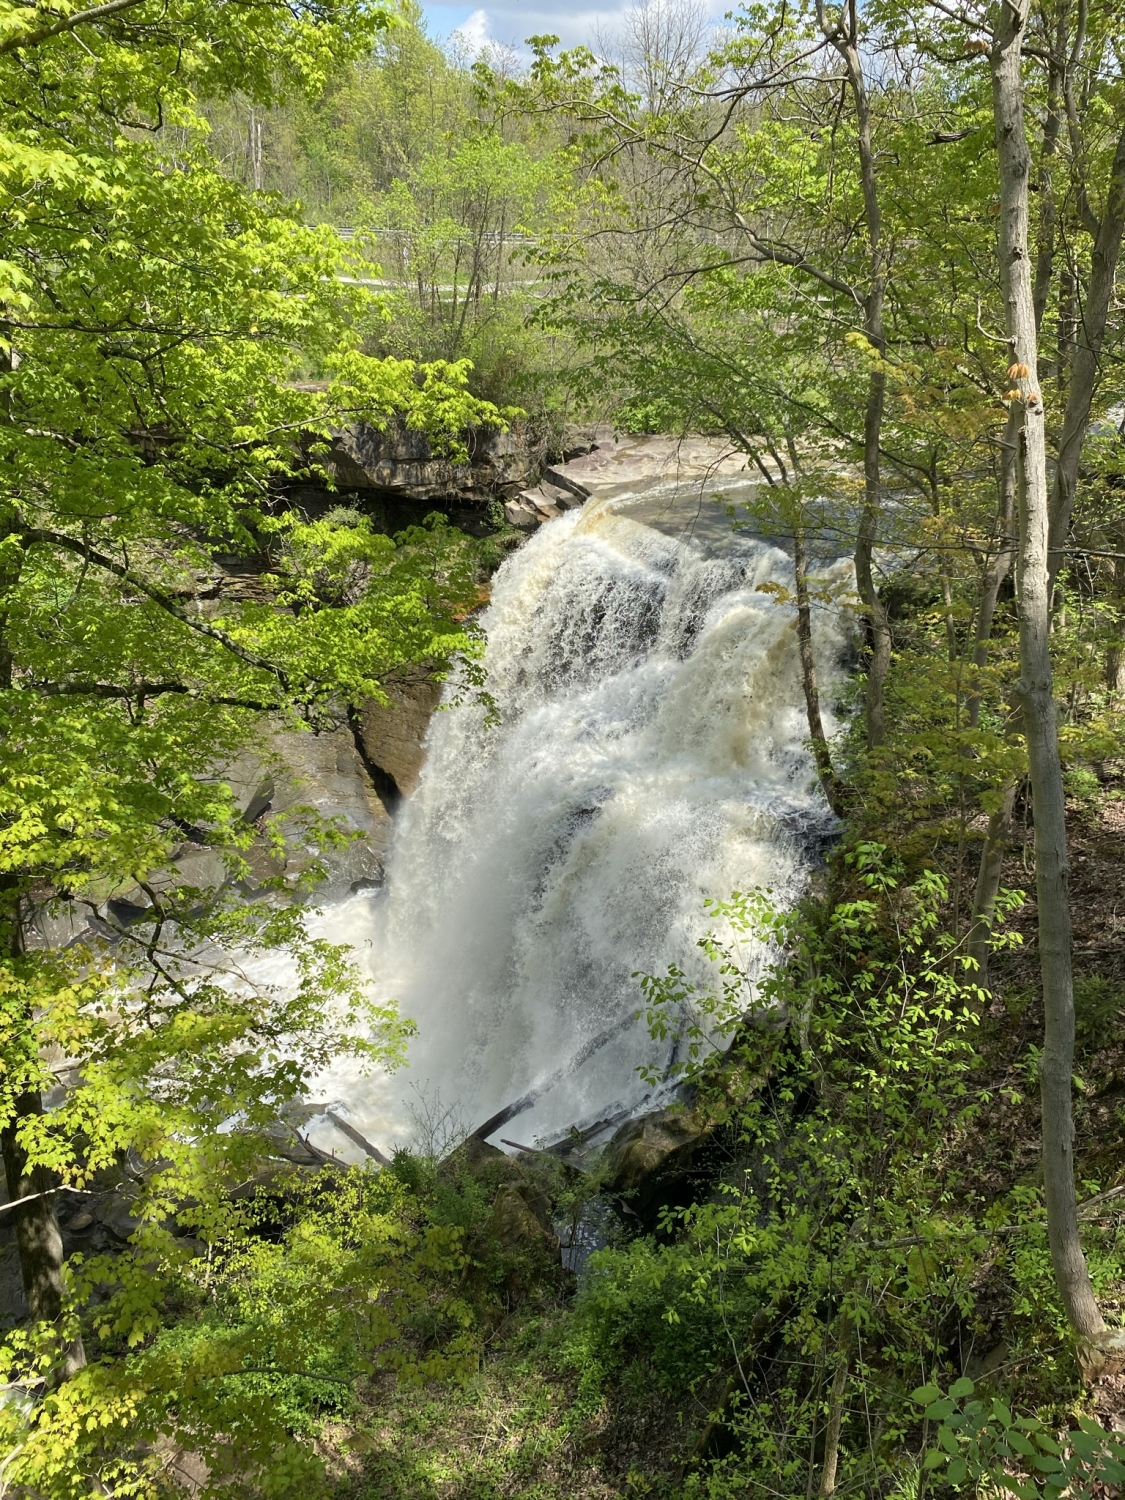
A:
308,807,1125,1500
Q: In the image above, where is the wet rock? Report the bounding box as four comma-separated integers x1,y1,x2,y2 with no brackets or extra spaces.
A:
358,680,443,798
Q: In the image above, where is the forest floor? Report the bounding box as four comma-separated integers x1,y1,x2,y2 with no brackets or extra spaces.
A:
320,1306,688,1500
973,767,1125,1220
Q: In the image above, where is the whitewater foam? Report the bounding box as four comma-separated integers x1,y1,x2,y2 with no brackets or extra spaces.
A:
307,485,852,1157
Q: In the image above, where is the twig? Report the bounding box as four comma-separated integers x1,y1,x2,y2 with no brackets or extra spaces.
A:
0,1186,92,1216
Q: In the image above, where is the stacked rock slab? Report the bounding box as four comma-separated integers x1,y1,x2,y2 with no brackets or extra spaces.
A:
321,417,543,506
504,476,588,529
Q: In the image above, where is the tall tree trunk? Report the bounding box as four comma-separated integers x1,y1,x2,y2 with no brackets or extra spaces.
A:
968,405,1020,730
1,1096,86,1379
967,781,1018,990
817,1353,849,1497
819,0,891,750
794,523,845,817
0,501,85,1377
1057,260,1077,391
990,0,1107,1352
1047,118,1125,588
1032,8,1067,340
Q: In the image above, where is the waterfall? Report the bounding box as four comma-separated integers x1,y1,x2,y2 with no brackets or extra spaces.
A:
309,483,852,1157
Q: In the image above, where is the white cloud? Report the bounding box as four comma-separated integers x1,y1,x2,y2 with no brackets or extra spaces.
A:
451,7,492,50
427,1,733,57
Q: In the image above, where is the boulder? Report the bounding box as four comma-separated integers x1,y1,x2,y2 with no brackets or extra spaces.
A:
438,1135,523,1188
520,480,587,517
519,489,563,520
540,466,592,502
603,1103,713,1198
491,1182,560,1256
503,480,585,531
503,498,539,530
94,1191,144,1243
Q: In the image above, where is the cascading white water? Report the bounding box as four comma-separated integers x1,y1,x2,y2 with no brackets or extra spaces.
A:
308,482,852,1157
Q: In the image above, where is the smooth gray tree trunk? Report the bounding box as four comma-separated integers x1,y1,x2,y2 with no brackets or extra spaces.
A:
794,524,845,817
991,0,1106,1348
1047,118,1125,589
819,0,891,750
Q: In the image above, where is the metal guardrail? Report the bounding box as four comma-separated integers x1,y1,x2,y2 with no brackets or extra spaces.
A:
332,224,539,244
337,274,544,291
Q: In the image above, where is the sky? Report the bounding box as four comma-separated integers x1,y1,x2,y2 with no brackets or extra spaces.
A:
419,1,727,55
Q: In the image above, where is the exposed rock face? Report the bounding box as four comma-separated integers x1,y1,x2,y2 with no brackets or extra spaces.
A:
27,724,393,953
221,725,393,901
308,422,753,539
321,418,544,505
358,681,443,798
551,432,750,496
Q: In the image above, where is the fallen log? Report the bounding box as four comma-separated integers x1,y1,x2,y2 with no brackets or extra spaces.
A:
326,1110,391,1166
469,1014,635,1142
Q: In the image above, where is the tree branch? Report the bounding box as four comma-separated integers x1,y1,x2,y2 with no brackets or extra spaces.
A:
0,0,148,57
30,679,282,710
19,527,291,689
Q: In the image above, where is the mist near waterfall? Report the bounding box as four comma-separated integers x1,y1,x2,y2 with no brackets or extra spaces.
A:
308,484,852,1157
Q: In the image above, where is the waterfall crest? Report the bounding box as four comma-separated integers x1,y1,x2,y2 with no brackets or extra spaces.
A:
312,485,852,1155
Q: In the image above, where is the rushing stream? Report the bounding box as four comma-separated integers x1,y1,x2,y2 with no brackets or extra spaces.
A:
305,482,852,1159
